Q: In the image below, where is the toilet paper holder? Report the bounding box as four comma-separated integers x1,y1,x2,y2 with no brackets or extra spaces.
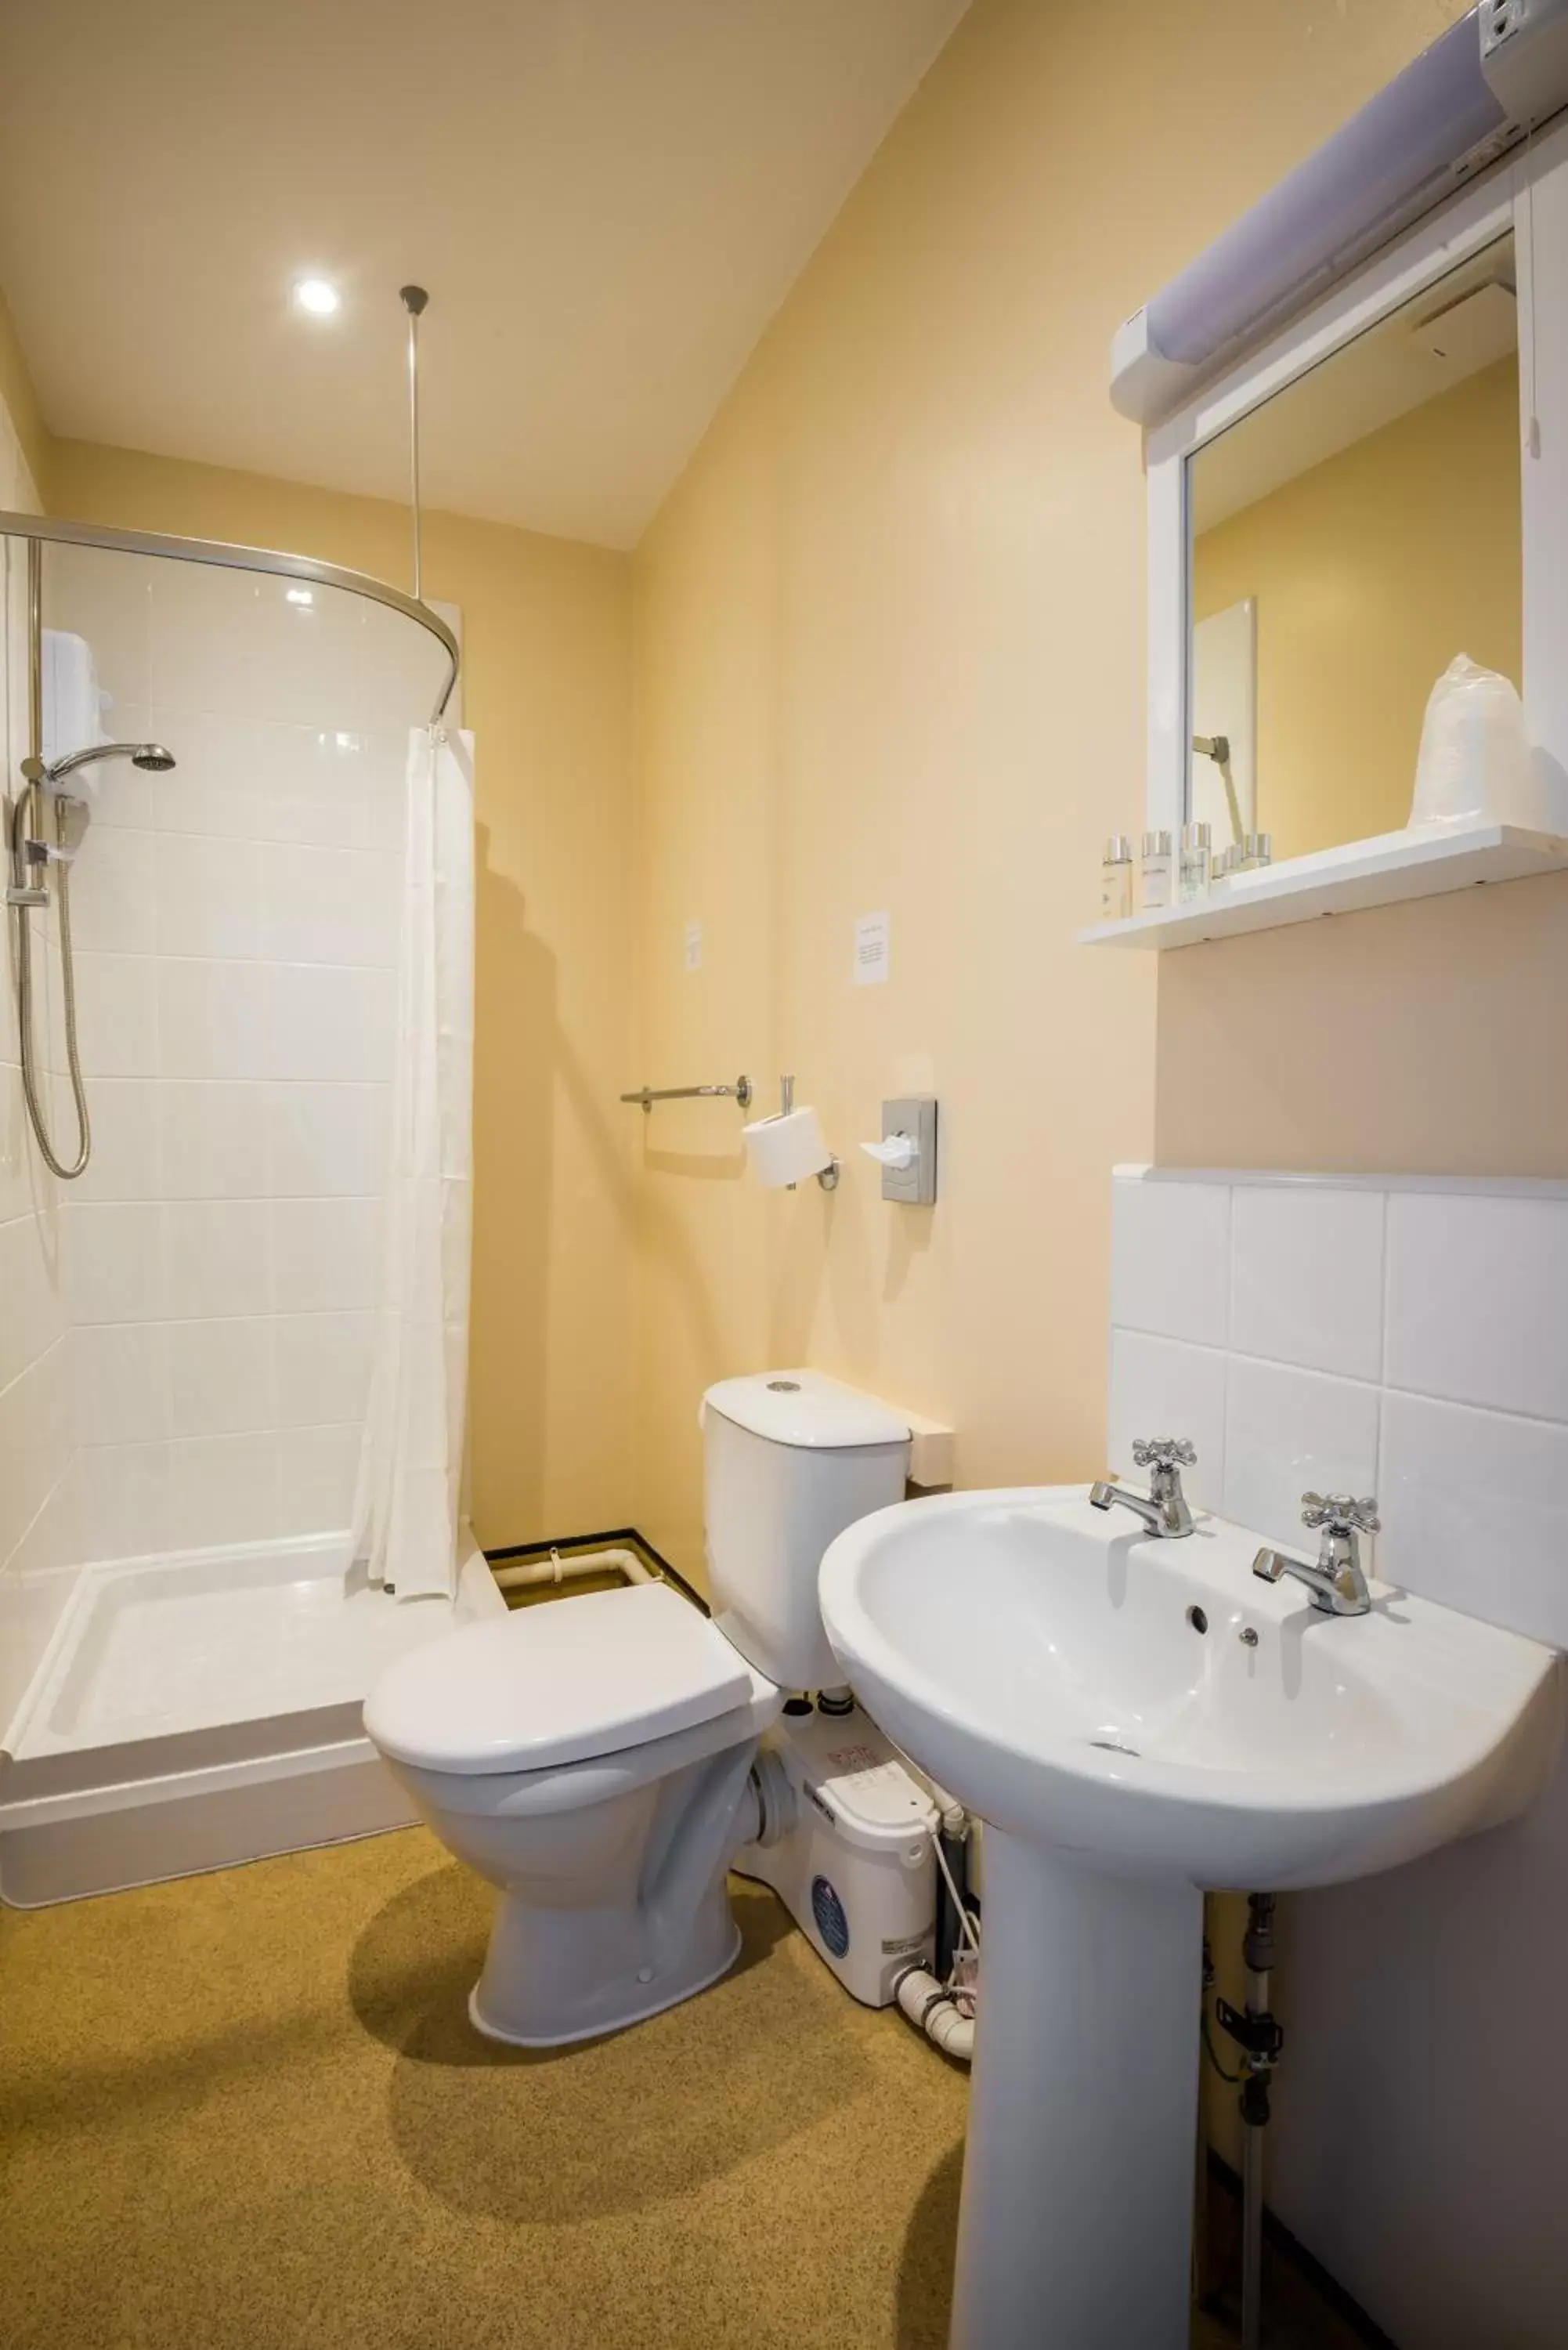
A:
775,1076,840,1190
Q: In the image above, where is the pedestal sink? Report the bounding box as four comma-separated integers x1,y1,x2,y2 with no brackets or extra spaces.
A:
818,1486,1562,2350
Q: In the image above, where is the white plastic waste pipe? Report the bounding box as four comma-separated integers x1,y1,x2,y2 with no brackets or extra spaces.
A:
490,1546,656,1592
897,1965,975,2062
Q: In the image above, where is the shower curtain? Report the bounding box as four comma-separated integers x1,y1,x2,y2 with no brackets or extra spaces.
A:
352,725,475,1602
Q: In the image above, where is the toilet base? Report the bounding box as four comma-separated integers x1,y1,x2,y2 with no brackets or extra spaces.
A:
468,1919,742,2048
466,1863,746,2048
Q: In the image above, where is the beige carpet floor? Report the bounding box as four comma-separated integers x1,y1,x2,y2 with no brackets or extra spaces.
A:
1,1830,968,2350
0,1828,1364,2349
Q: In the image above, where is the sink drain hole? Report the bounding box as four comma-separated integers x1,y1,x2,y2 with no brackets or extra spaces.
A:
1187,1605,1209,1634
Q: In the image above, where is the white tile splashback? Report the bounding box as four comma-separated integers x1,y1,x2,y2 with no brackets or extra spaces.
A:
1222,1356,1380,1552
1109,1167,1568,1649
1378,1386,1568,1632
1106,1330,1227,1515
1229,1183,1385,1382
1385,1190,1568,1423
1110,1175,1229,1347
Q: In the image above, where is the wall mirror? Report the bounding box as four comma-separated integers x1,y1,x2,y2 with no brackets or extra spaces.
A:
1099,108,1568,948
1187,232,1519,862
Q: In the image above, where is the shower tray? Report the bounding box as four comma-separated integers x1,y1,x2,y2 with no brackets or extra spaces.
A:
0,1534,501,1907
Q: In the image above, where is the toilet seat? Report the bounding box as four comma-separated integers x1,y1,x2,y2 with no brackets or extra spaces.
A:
363,1580,753,1776
385,1676,781,1822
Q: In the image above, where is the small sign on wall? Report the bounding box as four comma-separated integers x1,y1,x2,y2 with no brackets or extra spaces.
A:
684,919,703,971
853,909,890,986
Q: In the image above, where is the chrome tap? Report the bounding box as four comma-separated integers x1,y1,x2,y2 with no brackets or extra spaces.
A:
1089,1440,1197,1539
1252,1492,1378,1617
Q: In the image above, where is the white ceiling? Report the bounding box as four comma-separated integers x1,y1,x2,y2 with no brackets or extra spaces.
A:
0,0,969,548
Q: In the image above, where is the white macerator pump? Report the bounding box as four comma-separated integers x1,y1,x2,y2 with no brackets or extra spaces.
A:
699,1372,973,2050
738,1700,939,2009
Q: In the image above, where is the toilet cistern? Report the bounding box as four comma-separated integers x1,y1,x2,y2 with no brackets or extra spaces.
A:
1089,1437,1197,1538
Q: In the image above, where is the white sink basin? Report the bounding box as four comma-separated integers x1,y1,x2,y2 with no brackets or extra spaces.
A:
819,1484,1561,1893
818,1486,1563,2350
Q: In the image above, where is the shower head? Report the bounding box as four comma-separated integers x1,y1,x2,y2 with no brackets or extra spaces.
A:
23,740,178,786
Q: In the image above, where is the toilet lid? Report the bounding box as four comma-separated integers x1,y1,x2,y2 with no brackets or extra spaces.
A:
363,1582,754,1776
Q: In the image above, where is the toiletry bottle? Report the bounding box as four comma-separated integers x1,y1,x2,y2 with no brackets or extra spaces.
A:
1100,834,1134,920
1179,822,1211,903
1236,832,1273,873
1140,830,1173,910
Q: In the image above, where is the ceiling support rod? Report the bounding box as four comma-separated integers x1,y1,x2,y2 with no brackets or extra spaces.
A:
399,284,429,604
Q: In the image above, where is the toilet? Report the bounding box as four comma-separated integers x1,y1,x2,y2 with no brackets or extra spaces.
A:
363,1372,911,2046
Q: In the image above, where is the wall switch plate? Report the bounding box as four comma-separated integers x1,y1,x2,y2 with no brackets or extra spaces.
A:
878,1096,938,1205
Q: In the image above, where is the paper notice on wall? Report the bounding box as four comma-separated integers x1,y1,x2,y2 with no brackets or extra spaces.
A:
853,909,890,986
684,919,703,971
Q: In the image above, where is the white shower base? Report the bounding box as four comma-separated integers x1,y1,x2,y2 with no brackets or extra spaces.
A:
0,1532,501,1907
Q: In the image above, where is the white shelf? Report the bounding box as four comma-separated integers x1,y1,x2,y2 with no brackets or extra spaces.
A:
1078,822,1568,952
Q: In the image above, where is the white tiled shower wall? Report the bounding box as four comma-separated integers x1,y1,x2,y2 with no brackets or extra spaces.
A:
0,414,71,1741
48,549,443,1564
1109,1164,1568,1649
1,534,444,1740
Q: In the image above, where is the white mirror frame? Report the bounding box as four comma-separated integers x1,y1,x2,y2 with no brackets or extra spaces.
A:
1143,111,1568,863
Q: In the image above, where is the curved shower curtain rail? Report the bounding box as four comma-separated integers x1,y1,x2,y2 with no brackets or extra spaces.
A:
0,508,460,721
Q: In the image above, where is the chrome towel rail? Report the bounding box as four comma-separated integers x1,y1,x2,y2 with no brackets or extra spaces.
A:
620,1076,753,1114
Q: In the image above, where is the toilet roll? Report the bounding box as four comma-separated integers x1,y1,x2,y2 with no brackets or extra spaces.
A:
744,1105,833,1188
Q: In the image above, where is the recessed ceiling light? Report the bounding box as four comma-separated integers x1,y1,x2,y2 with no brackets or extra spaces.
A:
292,277,341,317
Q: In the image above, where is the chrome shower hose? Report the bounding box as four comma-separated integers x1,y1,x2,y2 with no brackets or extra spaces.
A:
13,792,91,1180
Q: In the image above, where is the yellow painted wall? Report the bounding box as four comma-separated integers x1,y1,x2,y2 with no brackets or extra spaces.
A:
1194,356,1522,859
627,0,1483,1591
45,438,638,1552
0,285,50,504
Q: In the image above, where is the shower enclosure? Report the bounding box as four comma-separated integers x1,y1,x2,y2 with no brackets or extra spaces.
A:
0,512,497,1904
